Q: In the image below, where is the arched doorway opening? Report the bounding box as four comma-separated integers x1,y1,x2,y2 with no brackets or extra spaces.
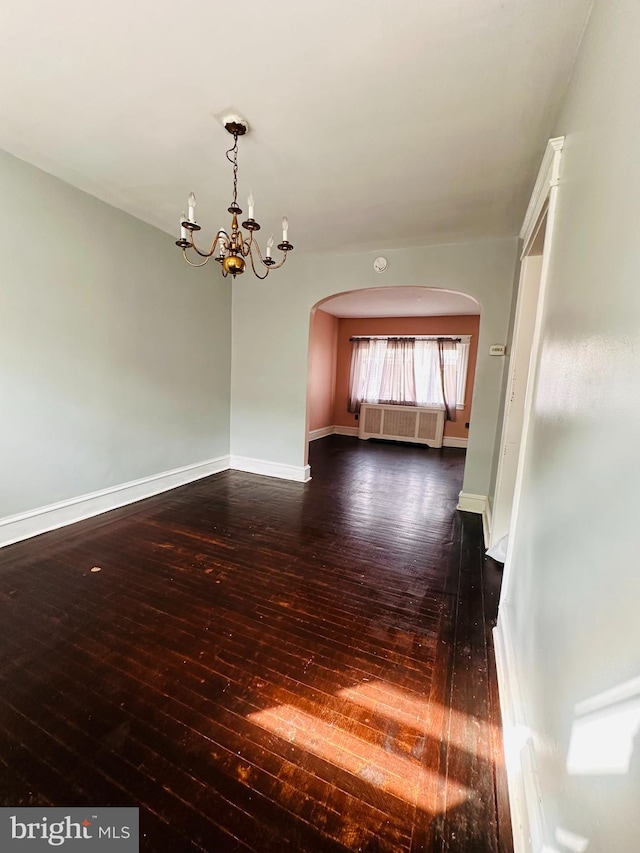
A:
305,286,481,479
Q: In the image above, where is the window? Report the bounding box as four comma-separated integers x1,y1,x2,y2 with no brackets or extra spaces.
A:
348,335,471,420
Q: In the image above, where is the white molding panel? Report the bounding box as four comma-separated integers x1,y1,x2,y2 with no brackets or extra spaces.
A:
0,456,231,549
442,436,468,448
308,426,334,441
494,608,546,853
230,455,311,483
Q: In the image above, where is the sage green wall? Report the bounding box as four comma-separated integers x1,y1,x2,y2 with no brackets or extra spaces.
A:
0,148,231,519
505,0,640,849
231,237,518,498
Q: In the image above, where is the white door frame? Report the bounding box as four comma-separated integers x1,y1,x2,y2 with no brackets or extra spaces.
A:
497,136,564,608
490,252,544,548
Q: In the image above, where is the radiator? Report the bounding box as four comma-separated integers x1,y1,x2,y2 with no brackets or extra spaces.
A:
358,404,445,448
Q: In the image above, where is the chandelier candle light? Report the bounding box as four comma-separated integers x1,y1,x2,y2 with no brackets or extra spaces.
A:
176,115,293,279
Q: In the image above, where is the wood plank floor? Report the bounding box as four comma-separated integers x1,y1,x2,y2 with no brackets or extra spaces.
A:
0,436,512,852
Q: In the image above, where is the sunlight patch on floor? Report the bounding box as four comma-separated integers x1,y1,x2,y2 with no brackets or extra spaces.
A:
338,679,499,762
248,702,471,813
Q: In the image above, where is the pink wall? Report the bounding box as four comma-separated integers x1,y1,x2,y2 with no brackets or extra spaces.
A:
307,308,339,432
332,315,480,439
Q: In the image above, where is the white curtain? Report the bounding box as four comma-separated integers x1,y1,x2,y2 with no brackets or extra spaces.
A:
348,338,388,413
414,341,444,407
379,339,416,406
349,337,465,420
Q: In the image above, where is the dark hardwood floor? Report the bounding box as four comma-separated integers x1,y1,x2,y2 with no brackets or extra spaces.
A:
0,436,512,852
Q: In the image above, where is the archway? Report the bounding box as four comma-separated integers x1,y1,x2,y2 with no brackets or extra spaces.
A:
305,286,481,480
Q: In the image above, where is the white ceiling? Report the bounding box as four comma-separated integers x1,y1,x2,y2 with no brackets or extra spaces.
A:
320,287,480,318
0,1,593,253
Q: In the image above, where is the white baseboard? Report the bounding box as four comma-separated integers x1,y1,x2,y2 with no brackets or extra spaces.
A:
483,497,493,548
457,492,492,546
333,426,359,437
312,426,468,447
494,607,545,853
230,455,311,483
0,450,314,550
442,436,468,448
308,426,334,441
0,455,231,549
457,491,487,514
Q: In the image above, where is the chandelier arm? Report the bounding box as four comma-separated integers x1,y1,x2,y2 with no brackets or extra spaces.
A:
248,237,287,270
264,251,289,270
247,244,270,280
189,232,225,258
250,236,264,263
182,250,211,268
239,230,253,257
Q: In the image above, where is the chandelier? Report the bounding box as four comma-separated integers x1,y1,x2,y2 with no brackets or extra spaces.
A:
175,115,293,279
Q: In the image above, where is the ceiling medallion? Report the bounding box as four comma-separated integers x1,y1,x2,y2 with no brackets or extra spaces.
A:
176,115,293,279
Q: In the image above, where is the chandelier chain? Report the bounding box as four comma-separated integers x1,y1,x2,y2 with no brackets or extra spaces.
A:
225,132,240,207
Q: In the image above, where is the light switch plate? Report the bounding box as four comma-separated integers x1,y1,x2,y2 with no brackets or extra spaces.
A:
489,344,506,356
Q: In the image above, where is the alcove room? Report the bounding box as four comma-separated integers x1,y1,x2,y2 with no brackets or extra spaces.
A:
307,286,481,460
